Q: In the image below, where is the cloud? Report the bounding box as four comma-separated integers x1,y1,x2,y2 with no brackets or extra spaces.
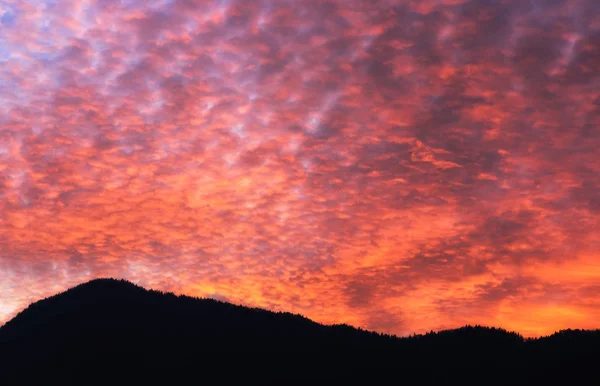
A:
0,0,599,336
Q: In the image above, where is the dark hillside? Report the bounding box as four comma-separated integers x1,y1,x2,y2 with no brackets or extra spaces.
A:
1,278,598,385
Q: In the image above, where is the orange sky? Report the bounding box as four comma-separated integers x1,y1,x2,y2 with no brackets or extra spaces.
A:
1,0,600,337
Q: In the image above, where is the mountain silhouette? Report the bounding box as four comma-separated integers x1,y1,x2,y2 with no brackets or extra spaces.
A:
1,278,598,385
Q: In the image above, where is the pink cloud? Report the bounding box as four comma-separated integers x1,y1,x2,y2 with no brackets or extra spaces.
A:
1,0,599,337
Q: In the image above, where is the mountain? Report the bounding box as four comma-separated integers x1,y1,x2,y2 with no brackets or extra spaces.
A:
0,278,598,385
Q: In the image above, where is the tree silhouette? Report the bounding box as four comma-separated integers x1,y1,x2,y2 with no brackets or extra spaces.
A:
0,278,598,385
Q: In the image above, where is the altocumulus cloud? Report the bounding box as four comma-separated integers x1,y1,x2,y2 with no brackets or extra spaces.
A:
0,0,599,337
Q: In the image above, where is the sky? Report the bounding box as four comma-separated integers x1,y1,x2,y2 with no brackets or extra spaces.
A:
1,0,599,337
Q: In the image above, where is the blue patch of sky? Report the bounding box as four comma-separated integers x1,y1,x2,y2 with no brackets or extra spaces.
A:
0,6,16,64
0,43,10,64
43,0,60,9
1,7,17,27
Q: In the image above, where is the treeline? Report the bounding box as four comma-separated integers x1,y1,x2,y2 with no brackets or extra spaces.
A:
0,278,598,385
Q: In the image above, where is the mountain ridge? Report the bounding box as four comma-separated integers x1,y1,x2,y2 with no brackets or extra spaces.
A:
1,278,598,385
2,277,593,340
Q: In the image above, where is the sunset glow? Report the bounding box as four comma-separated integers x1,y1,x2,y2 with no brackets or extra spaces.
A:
1,0,599,337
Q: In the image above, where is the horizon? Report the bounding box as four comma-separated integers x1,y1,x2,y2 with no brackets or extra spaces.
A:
1,0,600,339
2,277,598,339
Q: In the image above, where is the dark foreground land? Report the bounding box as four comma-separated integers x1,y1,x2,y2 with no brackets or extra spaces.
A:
1,278,598,385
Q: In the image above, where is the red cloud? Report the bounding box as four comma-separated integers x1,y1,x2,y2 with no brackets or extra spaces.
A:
1,0,599,337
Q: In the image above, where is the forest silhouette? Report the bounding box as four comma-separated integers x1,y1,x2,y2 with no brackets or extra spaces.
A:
1,278,598,385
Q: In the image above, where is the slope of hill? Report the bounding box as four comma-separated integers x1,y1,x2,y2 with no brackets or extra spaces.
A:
0,278,598,385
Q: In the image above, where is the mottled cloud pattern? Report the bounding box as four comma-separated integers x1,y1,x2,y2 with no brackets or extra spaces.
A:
1,0,599,337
